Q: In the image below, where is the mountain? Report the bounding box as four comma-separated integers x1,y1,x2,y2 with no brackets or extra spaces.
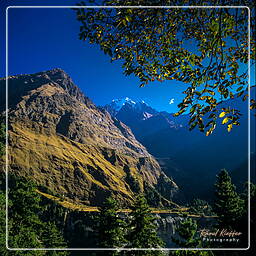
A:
105,97,158,117
104,98,199,158
0,69,178,206
104,98,188,154
104,95,254,201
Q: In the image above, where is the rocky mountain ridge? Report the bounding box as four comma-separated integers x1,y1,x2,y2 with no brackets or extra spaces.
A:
0,68,178,206
104,97,186,141
104,94,253,201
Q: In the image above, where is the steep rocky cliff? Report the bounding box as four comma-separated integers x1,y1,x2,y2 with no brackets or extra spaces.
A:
0,68,178,206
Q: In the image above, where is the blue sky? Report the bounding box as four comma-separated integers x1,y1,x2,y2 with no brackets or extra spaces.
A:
0,0,187,112
0,0,254,112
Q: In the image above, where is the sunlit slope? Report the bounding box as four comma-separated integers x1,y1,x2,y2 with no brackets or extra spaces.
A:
9,121,167,205
1,68,178,206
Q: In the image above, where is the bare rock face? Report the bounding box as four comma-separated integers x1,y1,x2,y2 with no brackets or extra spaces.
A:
0,68,178,206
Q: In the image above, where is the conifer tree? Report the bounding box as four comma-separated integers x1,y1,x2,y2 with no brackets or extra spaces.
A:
41,222,69,256
96,196,126,255
126,194,164,256
172,218,199,248
8,176,69,254
171,218,213,256
214,169,244,229
0,174,69,255
9,177,44,230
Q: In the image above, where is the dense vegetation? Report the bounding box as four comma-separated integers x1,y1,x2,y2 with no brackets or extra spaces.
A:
95,196,127,254
74,0,255,135
214,169,244,229
187,199,214,217
1,172,250,251
126,195,165,255
0,173,69,256
171,218,213,256
94,194,165,256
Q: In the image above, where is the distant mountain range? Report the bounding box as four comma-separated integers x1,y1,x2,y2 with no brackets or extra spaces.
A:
104,97,188,145
0,69,178,207
104,95,255,201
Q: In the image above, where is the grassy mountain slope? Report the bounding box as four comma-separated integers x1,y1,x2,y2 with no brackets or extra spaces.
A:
0,68,178,206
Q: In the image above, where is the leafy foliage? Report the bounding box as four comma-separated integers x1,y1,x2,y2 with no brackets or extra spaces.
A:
74,0,255,135
214,169,244,229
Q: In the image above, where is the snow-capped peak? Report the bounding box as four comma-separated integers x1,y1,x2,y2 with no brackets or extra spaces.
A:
108,97,148,112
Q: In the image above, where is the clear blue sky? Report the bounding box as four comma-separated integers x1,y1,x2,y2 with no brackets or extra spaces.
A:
0,0,254,112
0,0,187,112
